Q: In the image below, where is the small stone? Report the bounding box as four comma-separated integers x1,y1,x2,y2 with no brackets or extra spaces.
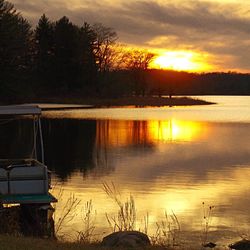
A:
102,231,151,248
203,242,216,248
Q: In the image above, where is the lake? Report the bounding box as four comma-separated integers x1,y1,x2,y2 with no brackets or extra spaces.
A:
1,96,250,246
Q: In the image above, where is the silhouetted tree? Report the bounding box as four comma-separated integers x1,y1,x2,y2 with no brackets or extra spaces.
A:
78,22,97,92
34,17,99,94
91,23,118,94
53,16,82,91
123,49,155,96
92,23,118,73
0,0,32,101
34,14,55,89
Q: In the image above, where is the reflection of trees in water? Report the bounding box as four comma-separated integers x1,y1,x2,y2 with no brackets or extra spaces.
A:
0,118,156,181
95,120,155,147
42,118,97,180
0,119,34,159
94,120,155,174
132,120,153,146
44,119,156,180
94,120,110,175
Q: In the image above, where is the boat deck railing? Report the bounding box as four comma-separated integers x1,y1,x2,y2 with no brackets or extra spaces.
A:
0,159,44,169
0,159,50,197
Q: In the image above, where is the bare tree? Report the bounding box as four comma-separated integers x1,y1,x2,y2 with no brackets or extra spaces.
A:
122,49,155,96
91,23,118,73
123,49,155,71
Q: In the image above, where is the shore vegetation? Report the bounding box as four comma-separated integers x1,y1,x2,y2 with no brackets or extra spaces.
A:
1,0,250,105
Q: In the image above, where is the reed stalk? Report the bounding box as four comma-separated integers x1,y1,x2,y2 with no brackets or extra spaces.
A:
103,182,136,232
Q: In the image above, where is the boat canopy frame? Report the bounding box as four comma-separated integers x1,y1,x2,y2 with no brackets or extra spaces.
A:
0,105,41,115
0,105,44,163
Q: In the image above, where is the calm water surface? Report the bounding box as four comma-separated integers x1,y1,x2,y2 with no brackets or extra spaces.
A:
1,96,250,245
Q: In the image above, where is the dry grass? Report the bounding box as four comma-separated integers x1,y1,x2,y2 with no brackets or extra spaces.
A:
103,182,136,232
53,192,81,239
103,182,182,247
0,185,220,249
151,211,181,247
77,200,97,243
201,202,215,247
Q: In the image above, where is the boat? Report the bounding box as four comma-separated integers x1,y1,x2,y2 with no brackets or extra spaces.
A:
0,104,57,237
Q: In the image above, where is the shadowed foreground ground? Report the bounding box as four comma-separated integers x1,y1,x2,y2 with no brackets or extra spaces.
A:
0,235,172,250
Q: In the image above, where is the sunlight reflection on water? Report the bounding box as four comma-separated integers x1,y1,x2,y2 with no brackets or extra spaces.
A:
45,96,250,245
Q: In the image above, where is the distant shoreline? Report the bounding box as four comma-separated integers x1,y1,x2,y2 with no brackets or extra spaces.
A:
21,96,215,108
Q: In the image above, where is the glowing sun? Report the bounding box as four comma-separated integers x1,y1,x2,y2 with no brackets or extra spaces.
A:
151,51,208,72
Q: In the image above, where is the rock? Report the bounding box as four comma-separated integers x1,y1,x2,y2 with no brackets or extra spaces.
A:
102,231,151,248
229,239,250,250
203,242,216,248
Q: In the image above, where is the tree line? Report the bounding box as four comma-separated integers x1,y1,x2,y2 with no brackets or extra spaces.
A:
148,70,250,96
0,0,250,104
0,0,157,103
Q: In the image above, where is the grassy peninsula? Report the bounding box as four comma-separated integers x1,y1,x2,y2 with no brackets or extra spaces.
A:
77,96,215,107
17,96,215,108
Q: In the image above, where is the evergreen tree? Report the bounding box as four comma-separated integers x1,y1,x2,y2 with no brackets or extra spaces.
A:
0,0,32,101
34,14,55,89
54,16,81,91
79,22,97,91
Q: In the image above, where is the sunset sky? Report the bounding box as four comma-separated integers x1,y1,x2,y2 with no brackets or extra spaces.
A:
11,0,250,73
